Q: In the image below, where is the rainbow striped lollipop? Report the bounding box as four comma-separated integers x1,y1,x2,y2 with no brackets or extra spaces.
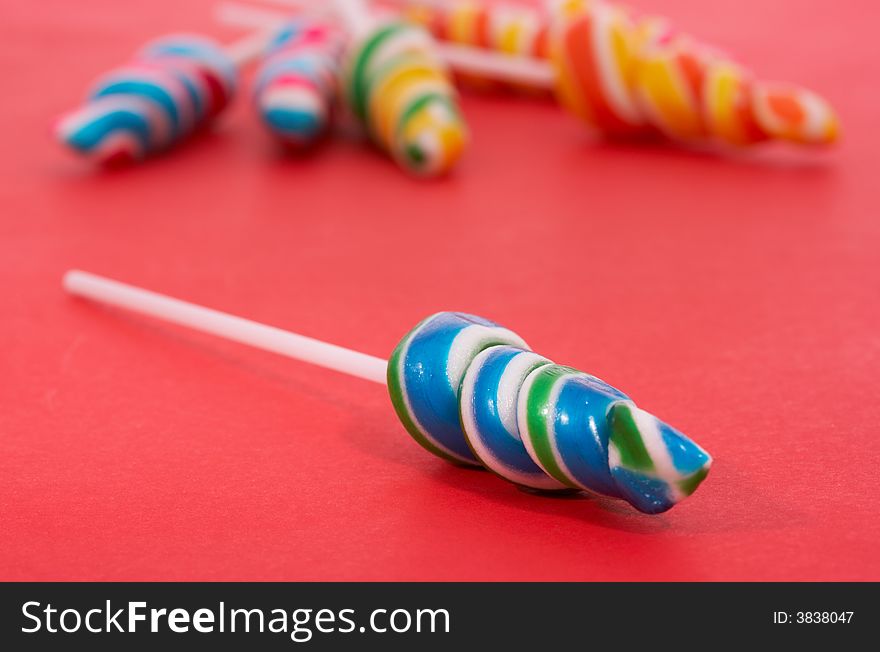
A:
253,20,346,147
345,20,469,175
64,271,712,515
55,31,265,165
553,3,840,146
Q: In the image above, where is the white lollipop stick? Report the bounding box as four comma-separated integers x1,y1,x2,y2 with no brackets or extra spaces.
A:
435,42,553,86
63,270,389,384
226,27,281,66
215,2,333,33
334,0,375,37
262,0,491,16
215,1,557,87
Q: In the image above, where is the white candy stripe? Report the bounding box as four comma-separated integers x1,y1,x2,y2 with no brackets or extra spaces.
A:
373,77,453,128
497,351,542,437
94,65,196,134
497,356,566,490
57,96,145,136
800,90,833,142
544,373,581,487
447,324,528,389
631,406,684,502
461,348,563,490
593,5,641,126
607,438,622,469
364,25,437,80
458,348,494,466
409,130,441,173
263,86,326,115
517,366,578,486
751,88,777,133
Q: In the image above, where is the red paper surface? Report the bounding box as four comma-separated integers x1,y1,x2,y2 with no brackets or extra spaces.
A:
1,0,878,581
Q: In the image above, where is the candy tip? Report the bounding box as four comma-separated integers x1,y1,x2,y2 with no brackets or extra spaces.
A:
607,402,712,512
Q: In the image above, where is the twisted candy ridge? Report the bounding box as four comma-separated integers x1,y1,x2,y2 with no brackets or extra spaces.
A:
388,312,711,514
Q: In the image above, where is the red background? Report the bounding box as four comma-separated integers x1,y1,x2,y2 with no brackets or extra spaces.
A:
1,0,878,581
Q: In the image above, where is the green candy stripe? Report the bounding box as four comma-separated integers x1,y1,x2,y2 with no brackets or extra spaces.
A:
348,22,406,121
523,366,580,489
386,316,466,465
359,50,427,137
608,403,656,472
677,466,709,497
360,49,454,126
396,93,457,169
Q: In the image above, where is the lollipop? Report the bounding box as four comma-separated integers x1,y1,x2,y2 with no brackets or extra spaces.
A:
252,19,347,147
63,270,712,514
55,30,270,165
220,0,469,174
251,0,839,147
335,0,469,175
345,21,468,174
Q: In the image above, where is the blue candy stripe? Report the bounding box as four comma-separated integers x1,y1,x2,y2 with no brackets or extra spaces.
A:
390,313,477,464
92,76,184,136
549,373,629,497
460,347,567,490
162,61,208,119
57,96,156,157
606,402,712,512
403,317,494,462
465,347,538,471
264,104,322,135
143,35,238,94
389,313,527,465
608,467,676,515
660,420,711,475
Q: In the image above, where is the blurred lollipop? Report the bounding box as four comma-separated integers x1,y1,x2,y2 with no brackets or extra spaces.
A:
252,0,839,148
219,0,469,174
56,29,273,165
251,18,347,147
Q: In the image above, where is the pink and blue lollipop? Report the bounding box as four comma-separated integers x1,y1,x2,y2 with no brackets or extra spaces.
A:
56,35,237,165
253,20,345,147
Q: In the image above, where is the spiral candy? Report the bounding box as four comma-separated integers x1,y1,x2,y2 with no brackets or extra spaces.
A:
552,1,840,145
345,20,468,176
399,0,839,147
254,20,346,146
56,35,237,164
387,312,712,514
